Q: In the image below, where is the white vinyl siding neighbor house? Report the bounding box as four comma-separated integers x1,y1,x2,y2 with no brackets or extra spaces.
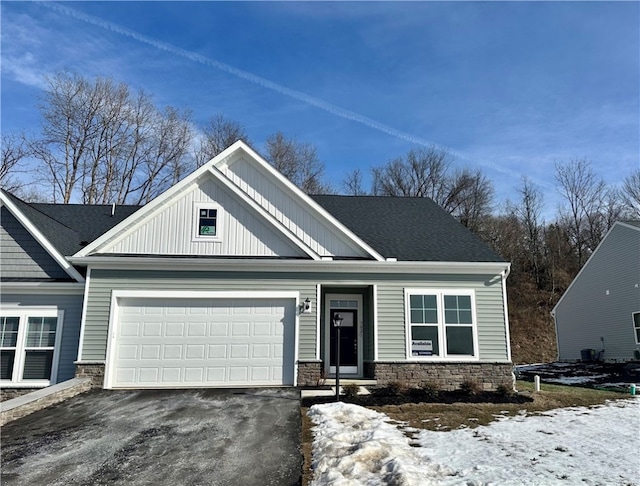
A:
553,221,640,362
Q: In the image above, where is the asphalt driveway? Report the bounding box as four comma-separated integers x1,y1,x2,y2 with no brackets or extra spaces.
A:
1,388,301,486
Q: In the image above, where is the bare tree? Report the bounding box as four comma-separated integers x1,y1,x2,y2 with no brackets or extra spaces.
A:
510,177,544,287
371,147,452,201
555,158,610,266
132,106,193,204
621,169,640,219
370,147,493,232
32,72,106,202
30,71,194,204
1,133,29,193
265,132,331,194
342,168,367,195
195,114,248,166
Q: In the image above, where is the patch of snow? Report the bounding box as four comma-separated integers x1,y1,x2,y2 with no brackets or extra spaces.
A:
545,374,610,385
309,399,639,485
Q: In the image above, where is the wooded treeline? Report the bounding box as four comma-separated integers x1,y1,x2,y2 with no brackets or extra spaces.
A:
3,72,639,362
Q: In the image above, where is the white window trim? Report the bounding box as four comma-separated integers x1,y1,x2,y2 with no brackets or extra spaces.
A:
633,312,640,345
404,288,479,361
192,202,222,242
0,307,64,387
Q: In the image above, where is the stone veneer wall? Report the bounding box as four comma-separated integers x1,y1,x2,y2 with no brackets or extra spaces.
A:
75,362,106,387
365,361,515,391
0,388,38,402
297,361,323,387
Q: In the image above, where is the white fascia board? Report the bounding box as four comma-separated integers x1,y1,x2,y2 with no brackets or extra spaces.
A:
68,255,509,275
551,221,636,314
0,194,85,282
73,144,247,258
0,282,85,295
208,166,321,260
216,141,386,262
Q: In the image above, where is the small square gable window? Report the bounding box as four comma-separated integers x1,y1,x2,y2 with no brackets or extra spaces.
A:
193,204,221,240
199,208,217,237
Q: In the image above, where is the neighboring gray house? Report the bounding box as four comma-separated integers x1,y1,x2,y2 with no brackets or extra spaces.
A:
2,141,514,392
553,221,640,362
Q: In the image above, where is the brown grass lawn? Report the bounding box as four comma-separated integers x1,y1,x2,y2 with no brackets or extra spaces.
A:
300,381,627,485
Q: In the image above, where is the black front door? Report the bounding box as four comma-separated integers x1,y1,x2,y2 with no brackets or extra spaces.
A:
329,309,358,373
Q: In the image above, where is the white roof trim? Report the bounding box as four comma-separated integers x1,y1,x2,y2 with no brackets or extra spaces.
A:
0,192,85,282
552,221,640,315
216,141,385,261
69,255,509,275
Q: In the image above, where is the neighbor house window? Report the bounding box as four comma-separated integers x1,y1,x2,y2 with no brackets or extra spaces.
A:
193,203,221,240
406,290,477,359
0,310,61,386
634,312,640,344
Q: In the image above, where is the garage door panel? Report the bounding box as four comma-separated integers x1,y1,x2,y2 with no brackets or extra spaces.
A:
110,297,295,388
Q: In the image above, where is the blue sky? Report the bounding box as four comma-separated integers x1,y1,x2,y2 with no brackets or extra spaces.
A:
2,1,638,216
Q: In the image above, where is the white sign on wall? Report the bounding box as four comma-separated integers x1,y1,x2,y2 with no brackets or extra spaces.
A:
411,340,433,356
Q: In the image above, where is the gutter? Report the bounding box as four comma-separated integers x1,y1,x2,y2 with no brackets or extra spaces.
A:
67,255,510,276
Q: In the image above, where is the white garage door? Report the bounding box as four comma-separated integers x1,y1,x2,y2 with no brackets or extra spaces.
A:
107,297,296,389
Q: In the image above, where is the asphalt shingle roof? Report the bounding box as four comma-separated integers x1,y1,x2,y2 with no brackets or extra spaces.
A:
4,190,503,262
312,195,504,262
2,190,141,256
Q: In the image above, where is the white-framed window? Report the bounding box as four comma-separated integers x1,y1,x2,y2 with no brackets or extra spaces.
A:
0,309,63,386
405,289,478,359
192,202,222,241
633,312,640,344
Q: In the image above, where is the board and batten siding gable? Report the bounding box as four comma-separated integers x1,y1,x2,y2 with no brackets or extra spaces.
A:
220,156,369,258
0,292,83,383
0,206,70,280
103,176,306,257
555,223,640,361
375,273,509,362
82,269,509,364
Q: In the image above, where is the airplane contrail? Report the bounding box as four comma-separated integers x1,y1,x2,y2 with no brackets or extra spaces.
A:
42,1,540,186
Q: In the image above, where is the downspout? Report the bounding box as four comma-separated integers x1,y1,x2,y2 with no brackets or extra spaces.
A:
501,265,513,363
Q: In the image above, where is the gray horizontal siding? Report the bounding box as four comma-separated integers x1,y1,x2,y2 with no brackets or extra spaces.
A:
375,274,508,361
84,269,509,364
1,207,69,280
555,224,640,361
83,269,318,361
0,292,83,383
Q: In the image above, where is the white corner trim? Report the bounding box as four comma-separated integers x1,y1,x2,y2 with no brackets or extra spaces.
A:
372,284,379,361
76,268,91,362
501,268,513,363
315,284,322,360
294,294,300,387
214,141,386,261
0,194,85,282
